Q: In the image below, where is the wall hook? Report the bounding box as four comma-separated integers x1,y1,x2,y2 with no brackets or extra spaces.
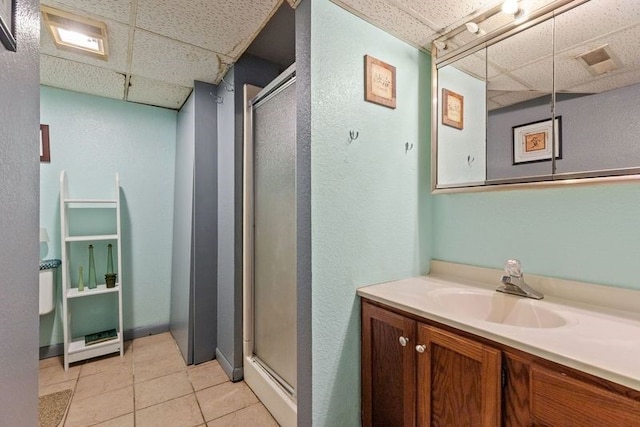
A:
467,155,475,165
220,76,234,92
405,142,414,152
348,130,359,143
210,92,223,104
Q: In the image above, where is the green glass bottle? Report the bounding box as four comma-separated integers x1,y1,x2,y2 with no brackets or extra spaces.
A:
78,265,85,292
106,244,114,275
88,244,97,289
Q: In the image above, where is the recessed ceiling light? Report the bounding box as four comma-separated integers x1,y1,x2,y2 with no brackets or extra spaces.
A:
41,6,109,61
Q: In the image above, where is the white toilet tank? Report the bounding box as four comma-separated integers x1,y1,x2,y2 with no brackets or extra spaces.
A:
39,259,60,316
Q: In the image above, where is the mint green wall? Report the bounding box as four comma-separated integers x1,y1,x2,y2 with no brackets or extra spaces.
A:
310,1,431,424
433,183,640,290
39,86,177,347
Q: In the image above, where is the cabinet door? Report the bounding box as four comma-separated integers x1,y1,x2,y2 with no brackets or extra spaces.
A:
416,324,501,427
362,301,416,427
530,364,640,426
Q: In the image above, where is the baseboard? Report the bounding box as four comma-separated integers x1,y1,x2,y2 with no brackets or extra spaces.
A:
39,323,170,360
216,348,244,382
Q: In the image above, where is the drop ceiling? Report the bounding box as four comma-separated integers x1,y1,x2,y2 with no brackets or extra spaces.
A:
41,0,639,111
39,0,299,110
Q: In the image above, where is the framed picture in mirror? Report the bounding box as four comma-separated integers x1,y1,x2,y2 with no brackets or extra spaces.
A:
442,89,464,129
40,124,50,163
513,117,562,164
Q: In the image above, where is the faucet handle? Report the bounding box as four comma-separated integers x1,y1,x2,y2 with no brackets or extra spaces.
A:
504,259,523,277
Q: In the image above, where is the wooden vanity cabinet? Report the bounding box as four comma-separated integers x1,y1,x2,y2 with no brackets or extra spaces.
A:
362,299,640,427
362,300,501,426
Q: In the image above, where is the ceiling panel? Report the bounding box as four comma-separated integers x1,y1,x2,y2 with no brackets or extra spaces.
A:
566,67,640,94
487,18,553,71
135,0,280,59
395,0,495,30
331,0,435,48
43,0,131,24
508,56,553,91
41,55,126,100
127,75,193,110
40,17,130,73
130,29,227,87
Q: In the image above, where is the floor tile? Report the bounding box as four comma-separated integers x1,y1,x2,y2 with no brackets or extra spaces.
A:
133,340,182,363
187,360,229,391
196,381,259,422
133,351,186,382
132,332,174,349
206,403,279,426
64,385,134,427
39,363,81,388
135,371,193,409
91,412,134,427
73,364,133,401
135,394,204,427
79,350,132,377
39,355,64,370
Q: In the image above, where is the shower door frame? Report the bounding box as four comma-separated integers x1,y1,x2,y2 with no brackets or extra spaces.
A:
242,63,297,427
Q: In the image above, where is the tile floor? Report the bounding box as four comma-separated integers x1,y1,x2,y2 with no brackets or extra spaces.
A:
39,332,279,427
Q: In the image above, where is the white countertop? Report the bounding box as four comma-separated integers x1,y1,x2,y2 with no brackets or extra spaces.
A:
357,272,640,392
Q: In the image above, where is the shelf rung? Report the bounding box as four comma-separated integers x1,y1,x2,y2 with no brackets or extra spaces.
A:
67,284,120,299
65,234,118,242
64,198,117,204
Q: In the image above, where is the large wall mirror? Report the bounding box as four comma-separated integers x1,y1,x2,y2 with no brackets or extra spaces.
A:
432,0,640,191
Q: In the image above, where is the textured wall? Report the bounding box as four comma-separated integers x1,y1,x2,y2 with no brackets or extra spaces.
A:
433,182,640,290
40,86,177,347
0,0,41,423
310,1,432,424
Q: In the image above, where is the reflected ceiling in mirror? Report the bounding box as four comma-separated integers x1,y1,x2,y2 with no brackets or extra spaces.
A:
432,0,640,192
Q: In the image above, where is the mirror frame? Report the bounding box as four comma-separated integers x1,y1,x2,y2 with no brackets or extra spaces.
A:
430,0,640,193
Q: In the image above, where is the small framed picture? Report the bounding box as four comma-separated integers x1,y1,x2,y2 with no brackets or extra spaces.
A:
364,55,396,109
512,117,562,164
40,124,50,163
442,89,464,130
0,0,16,51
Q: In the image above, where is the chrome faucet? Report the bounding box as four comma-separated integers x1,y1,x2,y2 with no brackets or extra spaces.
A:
497,259,543,300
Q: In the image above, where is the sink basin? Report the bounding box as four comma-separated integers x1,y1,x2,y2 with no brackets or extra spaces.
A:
431,288,568,328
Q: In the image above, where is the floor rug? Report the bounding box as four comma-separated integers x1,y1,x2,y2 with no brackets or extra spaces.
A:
39,389,72,427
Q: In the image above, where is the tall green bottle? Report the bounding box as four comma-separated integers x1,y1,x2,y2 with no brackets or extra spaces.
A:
88,244,98,289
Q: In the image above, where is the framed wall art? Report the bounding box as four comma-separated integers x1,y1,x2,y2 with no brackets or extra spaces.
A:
442,89,464,130
0,0,16,51
513,117,562,164
40,124,50,163
364,55,396,109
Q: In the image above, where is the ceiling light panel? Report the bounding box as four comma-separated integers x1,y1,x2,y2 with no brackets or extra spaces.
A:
41,6,109,60
42,0,131,24
40,17,128,72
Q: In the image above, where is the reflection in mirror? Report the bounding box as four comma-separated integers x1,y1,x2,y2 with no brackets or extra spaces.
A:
433,0,640,192
486,18,555,183
437,49,487,187
554,0,640,176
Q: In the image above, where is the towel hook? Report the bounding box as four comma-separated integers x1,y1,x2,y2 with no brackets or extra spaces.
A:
405,142,414,152
467,155,475,165
348,130,359,143
220,76,234,92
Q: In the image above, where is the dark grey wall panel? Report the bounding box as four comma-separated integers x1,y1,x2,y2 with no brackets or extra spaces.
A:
192,81,218,364
487,85,640,180
216,55,280,380
296,0,313,424
0,0,40,424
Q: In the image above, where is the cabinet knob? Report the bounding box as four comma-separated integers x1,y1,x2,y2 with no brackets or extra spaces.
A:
415,345,426,353
399,336,409,347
